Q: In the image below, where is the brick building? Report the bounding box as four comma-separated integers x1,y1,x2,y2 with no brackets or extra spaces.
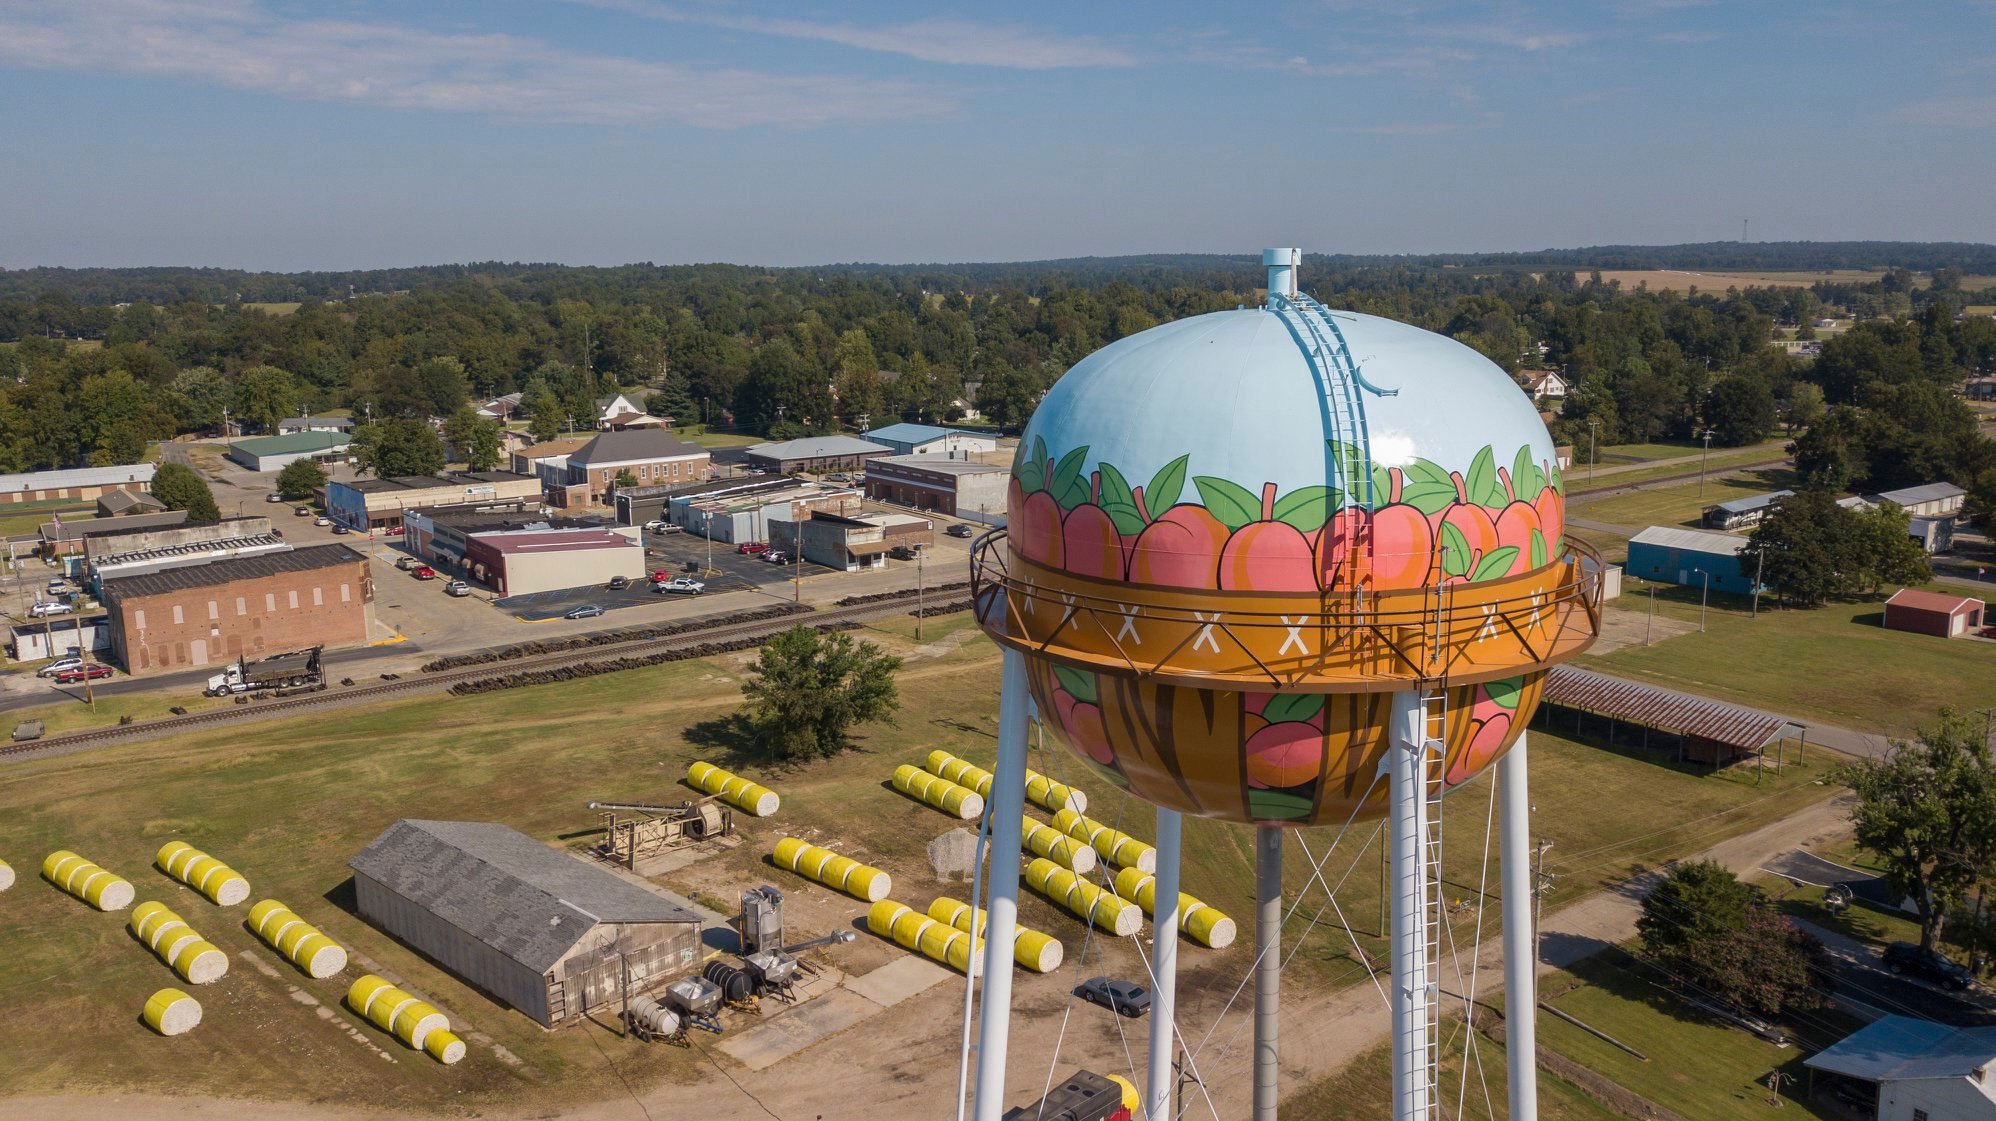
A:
325,472,542,533
557,430,711,507
98,545,376,676
864,454,1010,519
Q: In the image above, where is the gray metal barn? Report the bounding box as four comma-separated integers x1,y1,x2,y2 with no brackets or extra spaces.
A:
350,819,703,1027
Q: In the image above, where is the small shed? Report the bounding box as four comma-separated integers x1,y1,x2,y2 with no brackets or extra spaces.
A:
1882,588,1985,639
1804,1014,1996,1120
350,820,703,1027
1702,489,1793,529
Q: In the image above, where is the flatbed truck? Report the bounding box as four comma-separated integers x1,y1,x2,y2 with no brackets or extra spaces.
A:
203,646,326,697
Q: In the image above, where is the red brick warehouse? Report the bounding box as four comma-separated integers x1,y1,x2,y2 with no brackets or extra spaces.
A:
97,545,377,675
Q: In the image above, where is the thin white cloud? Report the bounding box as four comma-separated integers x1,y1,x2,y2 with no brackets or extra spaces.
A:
1175,30,1474,77
1426,22,1590,50
578,0,1139,69
1653,29,1722,44
1890,94,1996,128
0,0,950,127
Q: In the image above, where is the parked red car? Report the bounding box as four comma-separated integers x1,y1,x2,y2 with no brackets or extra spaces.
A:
53,663,113,684
651,569,675,583
737,542,769,555
412,565,437,580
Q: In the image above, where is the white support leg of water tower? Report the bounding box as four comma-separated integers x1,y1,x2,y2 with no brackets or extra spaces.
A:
1389,689,1435,1121
972,648,1032,1121
1499,732,1540,1121
1146,807,1182,1121
1252,824,1282,1121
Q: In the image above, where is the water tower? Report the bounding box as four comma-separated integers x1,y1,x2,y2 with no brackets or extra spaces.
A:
965,249,1601,1120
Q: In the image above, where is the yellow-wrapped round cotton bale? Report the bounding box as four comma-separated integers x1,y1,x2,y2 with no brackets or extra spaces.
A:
1021,817,1096,874
1025,858,1140,937
1111,867,1237,950
277,919,322,961
142,987,202,1036
891,764,983,820
248,898,291,936
687,761,779,817
130,900,172,938
928,896,1064,972
423,1029,466,1065
1052,810,1156,874
347,974,398,1020
0,857,13,893
1024,771,1086,815
368,991,417,1034
290,932,348,979
924,750,996,798
42,850,79,881
391,1000,449,1050
771,837,890,902
168,939,228,985
45,852,133,911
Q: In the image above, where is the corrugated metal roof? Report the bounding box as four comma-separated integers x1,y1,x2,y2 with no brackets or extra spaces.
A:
1710,489,1792,515
473,529,637,554
870,454,1008,476
1885,588,1983,614
745,435,893,460
1627,525,1749,555
1869,482,1966,507
1804,1015,1996,1082
228,431,350,456
1543,665,1799,750
0,463,156,493
99,543,366,601
41,510,189,543
349,820,698,972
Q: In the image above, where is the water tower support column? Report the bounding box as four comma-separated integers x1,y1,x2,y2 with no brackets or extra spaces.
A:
1389,689,1434,1121
1252,825,1282,1121
1146,807,1182,1121
1499,733,1539,1121
972,648,1032,1121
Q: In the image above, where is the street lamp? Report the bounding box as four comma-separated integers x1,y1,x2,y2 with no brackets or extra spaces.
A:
1697,429,1715,499
1692,568,1711,632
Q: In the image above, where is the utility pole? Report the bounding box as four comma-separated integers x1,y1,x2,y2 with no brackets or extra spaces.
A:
1587,420,1600,486
1698,570,1711,632
1533,837,1555,949
1698,429,1714,498
1751,548,1765,619
915,547,925,640
705,510,714,576
1646,585,1656,645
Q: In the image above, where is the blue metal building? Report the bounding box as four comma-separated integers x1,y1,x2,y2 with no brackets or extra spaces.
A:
1625,525,1760,595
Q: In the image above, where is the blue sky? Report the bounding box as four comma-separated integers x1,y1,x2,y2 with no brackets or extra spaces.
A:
1,0,1992,270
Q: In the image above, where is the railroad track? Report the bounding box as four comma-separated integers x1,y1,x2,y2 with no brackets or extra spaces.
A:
2,597,959,765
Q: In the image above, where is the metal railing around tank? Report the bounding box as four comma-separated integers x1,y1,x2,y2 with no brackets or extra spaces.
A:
967,527,1603,691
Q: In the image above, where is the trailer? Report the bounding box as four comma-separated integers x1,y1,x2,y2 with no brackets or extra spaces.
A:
203,646,326,697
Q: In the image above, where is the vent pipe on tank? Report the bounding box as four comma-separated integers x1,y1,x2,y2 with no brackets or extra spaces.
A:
1263,247,1300,304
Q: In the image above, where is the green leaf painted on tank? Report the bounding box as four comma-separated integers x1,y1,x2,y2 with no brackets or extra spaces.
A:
1439,520,1472,578
1049,445,1091,509
1051,664,1099,705
1331,442,1389,508
1261,693,1325,724
1193,476,1261,531
1399,458,1460,515
1016,436,1048,494
1550,462,1564,496
1102,502,1146,536
1247,789,1317,819
1146,454,1190,512
1529,528,1548,569
1511,445,1545,502
1097,461,1136,512
1484,676,1523,711
1271,485,1338,531
1471,547,1519,582
1466,446,1506,509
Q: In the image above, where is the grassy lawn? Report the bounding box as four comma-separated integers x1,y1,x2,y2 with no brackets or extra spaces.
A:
1286,1020,1622,1121
1536,950,1860,1117
241,302,302,315
1598,440,1704,462
672,426,762,448
0,686,235,737
0,504,90,537
1567,443,1788,495
1584,578,1996,736
0,617,1840,1111
1572,466,1796,531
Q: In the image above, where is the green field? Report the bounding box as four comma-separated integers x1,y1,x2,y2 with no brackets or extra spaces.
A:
1571,466,1796,531
0,615,1839,1111
1585,579,1996,737
1567,443,1787,496
1287,1019,1622,1121
1535,951,1857,1118
672,426,762,448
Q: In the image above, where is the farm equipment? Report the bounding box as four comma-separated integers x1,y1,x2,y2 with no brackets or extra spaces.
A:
586,797,733,869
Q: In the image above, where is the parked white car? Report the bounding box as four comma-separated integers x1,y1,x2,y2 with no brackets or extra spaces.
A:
655,577,706,595
29,601,72,617
643,519,670,532
36,657,85,678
